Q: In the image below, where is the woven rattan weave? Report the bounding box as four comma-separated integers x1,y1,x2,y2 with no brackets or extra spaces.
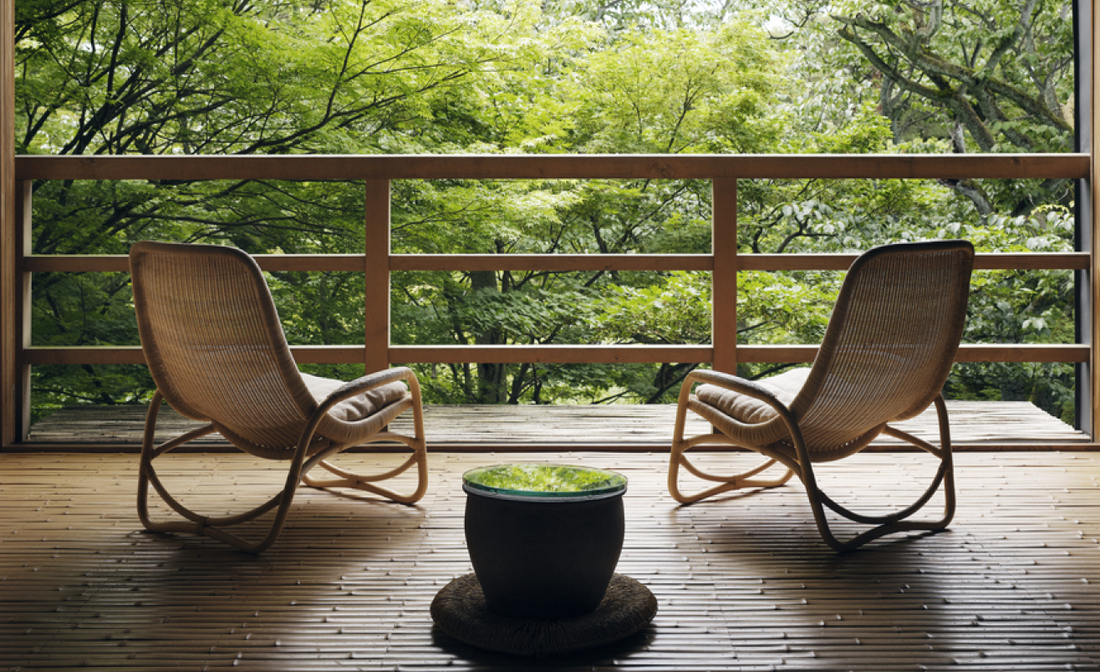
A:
129,241,428,552
670,240,975,551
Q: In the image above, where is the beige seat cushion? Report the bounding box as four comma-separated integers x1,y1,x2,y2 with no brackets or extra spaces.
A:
301,373,409,422
695,367,809,425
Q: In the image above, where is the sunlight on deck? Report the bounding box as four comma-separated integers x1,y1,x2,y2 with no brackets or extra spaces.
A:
0,450,1097,670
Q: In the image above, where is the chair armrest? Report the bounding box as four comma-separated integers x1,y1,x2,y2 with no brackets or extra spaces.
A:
679,369,807,466
314,367,419,417
681,369,792,417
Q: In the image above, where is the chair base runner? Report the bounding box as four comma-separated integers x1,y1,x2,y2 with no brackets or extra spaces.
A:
138,391,428,553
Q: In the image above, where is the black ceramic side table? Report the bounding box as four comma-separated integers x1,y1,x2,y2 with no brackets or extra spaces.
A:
431,463,657,657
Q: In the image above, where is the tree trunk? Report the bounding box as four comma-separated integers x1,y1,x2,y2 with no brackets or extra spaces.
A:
470,270,507,404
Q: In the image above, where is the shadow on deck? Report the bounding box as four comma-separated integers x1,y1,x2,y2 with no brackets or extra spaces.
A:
0,450,1098,670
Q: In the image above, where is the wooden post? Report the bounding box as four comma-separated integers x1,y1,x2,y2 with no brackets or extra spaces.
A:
1091,0,1099,439
364,179,391,374
712,178,738,374
1,0,17,446
13,181,30,440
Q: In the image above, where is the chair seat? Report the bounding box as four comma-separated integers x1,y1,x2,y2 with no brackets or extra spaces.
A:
301,373,409,422
696,368,807,422
693,368,808,450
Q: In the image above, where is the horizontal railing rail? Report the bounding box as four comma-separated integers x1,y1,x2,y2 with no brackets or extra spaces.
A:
3,153,1092,446
22,251,1092,273
23,343,1089,366
14,153,1089,180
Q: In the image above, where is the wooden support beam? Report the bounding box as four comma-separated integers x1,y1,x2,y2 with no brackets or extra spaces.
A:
21,251,1091,273
712,179,737,374
13,182,30,440
20,343,1092,366
388,254,713,272
1090,0,1099,438
364,180,391,375
1,0,16,446
389,344,712,364
734,344,1091,364
13,152,1092,181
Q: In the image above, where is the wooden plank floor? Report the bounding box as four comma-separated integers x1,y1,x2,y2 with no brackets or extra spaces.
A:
1,450,1098,671
22,400,1093,450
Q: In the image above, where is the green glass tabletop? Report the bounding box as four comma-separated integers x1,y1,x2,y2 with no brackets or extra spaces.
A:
462,463,627,498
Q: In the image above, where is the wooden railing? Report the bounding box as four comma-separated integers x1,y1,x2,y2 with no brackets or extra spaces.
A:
2,153,1093,446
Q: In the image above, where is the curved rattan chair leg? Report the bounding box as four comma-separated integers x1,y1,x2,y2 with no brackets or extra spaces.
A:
301,435,428,504
137,392,312,553
670,378,797,503
671,447,795,504
670,430,793,506
670,466,796,504
137,393,221,537
299,387,429,504
137,392,170,533
800,395,956,552
238,442,314,553
404,375,430,503
178,429,314,553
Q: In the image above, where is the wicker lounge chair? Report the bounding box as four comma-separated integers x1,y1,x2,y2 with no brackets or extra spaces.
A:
130,241,428,552
669,240,974,551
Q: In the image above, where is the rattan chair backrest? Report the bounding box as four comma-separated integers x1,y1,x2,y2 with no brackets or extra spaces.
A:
130,241,317,456
789,240,974,456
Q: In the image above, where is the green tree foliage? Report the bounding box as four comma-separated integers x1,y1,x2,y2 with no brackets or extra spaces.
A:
831,0,1075,215
758,0,1078,420
17,0,566,414
14,0,1080,423
386,18,784,405
765,0,1075,214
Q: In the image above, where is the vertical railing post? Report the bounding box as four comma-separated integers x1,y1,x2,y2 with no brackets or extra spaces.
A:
1,0,16,447
712,178,738,374
2,181,31,444
1086,0,1098,438
364,179,391,374
16,181,30,439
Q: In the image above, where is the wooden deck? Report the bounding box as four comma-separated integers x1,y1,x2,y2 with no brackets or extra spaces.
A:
20,400,1095,451
1,450,1098,671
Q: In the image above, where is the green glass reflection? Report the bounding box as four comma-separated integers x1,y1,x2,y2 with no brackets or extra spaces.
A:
463,463,627,498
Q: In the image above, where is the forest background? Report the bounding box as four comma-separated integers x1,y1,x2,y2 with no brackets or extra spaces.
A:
13,0,1081,424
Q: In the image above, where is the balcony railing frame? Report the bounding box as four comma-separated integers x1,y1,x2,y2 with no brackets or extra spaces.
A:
1,153,1094,448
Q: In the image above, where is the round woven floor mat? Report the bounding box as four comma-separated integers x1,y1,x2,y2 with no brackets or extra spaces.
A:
430,573,658,657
